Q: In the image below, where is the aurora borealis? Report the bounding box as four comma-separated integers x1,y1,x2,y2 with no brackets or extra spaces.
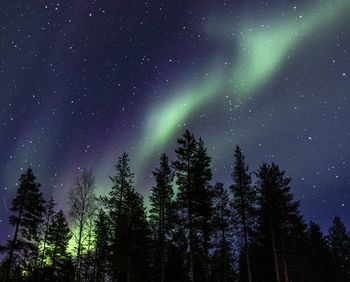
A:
0,0,350,241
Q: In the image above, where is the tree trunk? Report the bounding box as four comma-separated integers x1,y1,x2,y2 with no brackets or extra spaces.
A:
187,156,194,282
74,220,84,282
270,219,280,282
240,193,252,282
160,193,165,282
4,195,25,282
282,242,289,282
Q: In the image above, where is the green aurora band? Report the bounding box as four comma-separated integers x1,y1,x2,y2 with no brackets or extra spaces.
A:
136,0,350,174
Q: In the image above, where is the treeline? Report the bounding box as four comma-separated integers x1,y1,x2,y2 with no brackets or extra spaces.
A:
1,130,350,282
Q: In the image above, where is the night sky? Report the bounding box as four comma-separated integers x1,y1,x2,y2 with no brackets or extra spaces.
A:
0,0,349,241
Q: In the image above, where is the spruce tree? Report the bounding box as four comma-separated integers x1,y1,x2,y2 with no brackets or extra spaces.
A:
149,153,174,282
328,216,350,281
4,168,45,282
230,145,255,282
172,131,214,282
93,209,110,282
211,182,232,282
303,222,335,281
172,130,198,282
192,138,213,282
46,210,71,280
123,188,151,282
104,153,151,281
104,152,134,280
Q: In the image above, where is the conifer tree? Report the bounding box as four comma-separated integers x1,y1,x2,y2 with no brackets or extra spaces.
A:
172,130,198,282
4,168,45,282
123,187,151,282
303,221,335,282
254,163,306,282
46,210,71,280
328,216,350,281
172,131,214,282
149,153,174,282
192,138,213,282
93,209,110,281
211,182,232,282
230,146,255,282
104,152,134,281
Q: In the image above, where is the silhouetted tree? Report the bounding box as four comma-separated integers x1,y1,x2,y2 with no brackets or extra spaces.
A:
172,130,196,281
46,210,71,280
123,187,151,282
149,153,174,282
104,152,134,281
37,197,56,280
4,168,45,282
328,216,350,281
254,163,306,282
172,130,198,282
211,182,233,282
93,209,110,281
105,153,151,282
68,168,96,282
302,221,335,281
192,138,213,282
230,146,255,282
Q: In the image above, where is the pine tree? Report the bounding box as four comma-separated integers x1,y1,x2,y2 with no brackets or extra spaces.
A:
68,168,96,282
172,130,198,282
254,163,306,282
123,188,151,282
172,131,214,282
192,138,213,282
328,216,350,281
46,210,71,280
93,209,110,282
303,222,335,281
149,153,174,282
211,182,232,282
4,168,45,282
230,145,255,282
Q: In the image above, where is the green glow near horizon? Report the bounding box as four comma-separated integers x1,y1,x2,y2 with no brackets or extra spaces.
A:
136,0,349,171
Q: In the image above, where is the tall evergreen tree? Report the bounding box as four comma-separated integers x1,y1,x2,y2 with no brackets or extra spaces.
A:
173,131,213,282
68,168,96,282
46,210,71,280
105,152,151,282
105,152,134,281
303,221,335,281
93,209,110,282
172,130,197,282
192,138,213,282
211,182,233,282
123,188,151,282
4,168,45,282
254,163,306,282
230,145,255,282
328,216,350,281
149,153,174,282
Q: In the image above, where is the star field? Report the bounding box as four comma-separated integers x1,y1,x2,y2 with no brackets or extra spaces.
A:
0,0,349,241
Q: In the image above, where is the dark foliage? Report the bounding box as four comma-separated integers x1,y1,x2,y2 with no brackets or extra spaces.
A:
1,131,349,282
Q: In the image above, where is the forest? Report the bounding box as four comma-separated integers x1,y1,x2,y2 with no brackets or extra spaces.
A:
0,130,349,282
